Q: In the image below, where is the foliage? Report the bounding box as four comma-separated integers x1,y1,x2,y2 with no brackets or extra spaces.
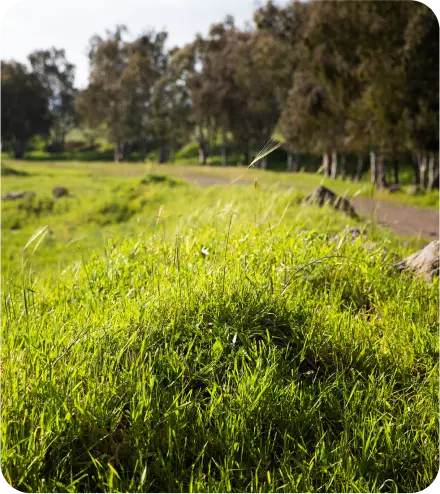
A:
4,1,439,187
76,27,172,162
1,61,52,158
28,47,77,149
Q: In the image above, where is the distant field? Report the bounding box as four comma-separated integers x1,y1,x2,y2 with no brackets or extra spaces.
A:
3,159,439,205
1,160,439,492
2,160,436,276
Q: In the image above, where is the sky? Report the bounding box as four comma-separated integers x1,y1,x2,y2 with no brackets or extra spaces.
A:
0,0,288,89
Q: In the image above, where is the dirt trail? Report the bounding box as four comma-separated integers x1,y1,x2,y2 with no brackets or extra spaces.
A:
183,173,439,240
351,197,438,240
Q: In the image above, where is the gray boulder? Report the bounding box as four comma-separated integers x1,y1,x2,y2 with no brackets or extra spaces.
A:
2,191,35,201
305,186,359,219
387,184,401,193
394,240,439,281
330,226,364,243
52,186,69,198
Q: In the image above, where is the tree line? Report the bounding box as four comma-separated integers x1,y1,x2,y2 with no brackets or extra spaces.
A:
1,1,438,189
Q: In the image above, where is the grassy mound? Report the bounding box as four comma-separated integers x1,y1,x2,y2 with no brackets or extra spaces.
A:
140,173,185,187
1,172,189,273
2,191,438,492
1,163,29,176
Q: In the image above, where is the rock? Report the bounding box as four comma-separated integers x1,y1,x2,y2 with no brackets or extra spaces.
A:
305,186,359,219
344,226,363,240
394,240,439,281
387,184,401,193
52,186,69,198
330,226,365,243
2,191,35,201
428,170,439,190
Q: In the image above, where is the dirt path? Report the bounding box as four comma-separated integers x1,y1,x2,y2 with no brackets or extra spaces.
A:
352,197,438,240
183,173,439,240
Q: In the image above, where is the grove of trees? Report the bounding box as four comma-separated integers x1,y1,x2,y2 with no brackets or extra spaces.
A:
1,1,439,189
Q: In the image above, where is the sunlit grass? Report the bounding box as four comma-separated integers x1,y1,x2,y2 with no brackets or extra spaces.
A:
1,161,438,492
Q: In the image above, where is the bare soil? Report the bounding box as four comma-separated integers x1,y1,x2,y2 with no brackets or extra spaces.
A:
352,197,439,240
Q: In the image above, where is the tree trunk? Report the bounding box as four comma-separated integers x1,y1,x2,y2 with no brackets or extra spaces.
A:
419,152,428,189
322,152,330,177
287,146,298,172
244,150,249,166
427,152,435,189
244,142,252,166
376,152,387,190
114,142,124,162
139,139,146,162
221,131,227,167
124,143,131,159
287,149,293,172
198,143,207,165
340,154,346,180
370,149,376,184
261,156,268,169
330,150,338,179
159,140,167,164
220,144,227,167
294,153,299,172
354,154,364,182
393,156,399,184
13,141,25,159
411,154,420,185
430,153,440,190
169,145,175,164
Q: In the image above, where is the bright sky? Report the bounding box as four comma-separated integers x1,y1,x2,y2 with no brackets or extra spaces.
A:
0,0,289,89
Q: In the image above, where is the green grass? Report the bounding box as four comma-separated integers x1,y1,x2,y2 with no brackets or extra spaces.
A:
1,165,190,275
1,161,439,492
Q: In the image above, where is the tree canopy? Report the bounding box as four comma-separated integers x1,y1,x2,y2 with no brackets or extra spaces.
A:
2,1,438,187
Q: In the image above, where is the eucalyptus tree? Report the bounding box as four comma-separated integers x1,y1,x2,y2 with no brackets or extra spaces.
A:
77,26,168,162
1,61,52,158
28,48,77,150
403,1,439,189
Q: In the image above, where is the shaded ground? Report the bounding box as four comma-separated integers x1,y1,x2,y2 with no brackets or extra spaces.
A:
184,173,439,240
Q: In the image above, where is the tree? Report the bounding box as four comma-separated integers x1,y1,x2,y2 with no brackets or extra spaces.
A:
77,26,168,162
279,1,363,177
186,19,240,165
1,61,51,158
403,1,439,189
351,1,412,188
149,46,193,163
254,1,307,168
77,26,128,161
121,31,169,161
28,48,77,150
280,69,339,176
186,14,292,168
231,29,290,168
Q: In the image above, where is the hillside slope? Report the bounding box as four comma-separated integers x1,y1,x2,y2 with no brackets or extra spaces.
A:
2,173,438,492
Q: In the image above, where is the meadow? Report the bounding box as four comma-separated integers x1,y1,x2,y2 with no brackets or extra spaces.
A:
1,160,439,492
